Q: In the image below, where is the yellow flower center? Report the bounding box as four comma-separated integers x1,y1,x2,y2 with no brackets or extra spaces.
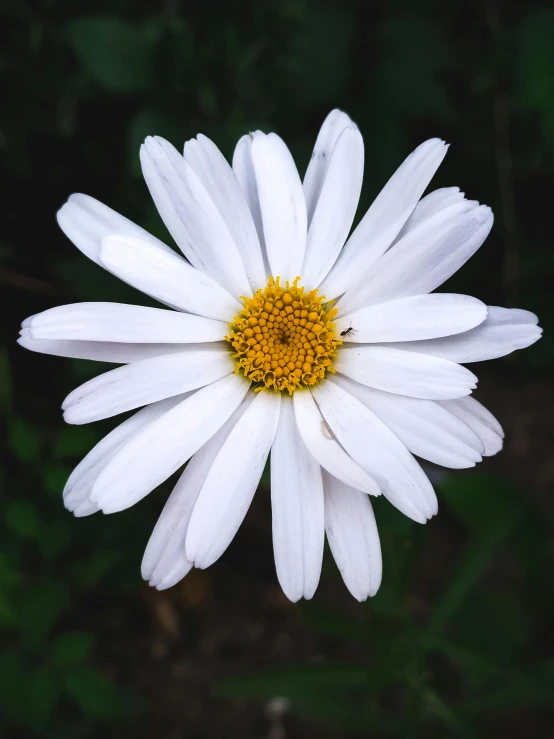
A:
225,277,341,394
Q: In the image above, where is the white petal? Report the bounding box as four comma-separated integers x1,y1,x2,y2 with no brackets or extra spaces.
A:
63,395,186,514
142,394,255,589
232,134,268,270
56,193,174,266
320,139,449,299
336,294,487,343
72,500,100,517
100,235,240,321
292,390,380,495
63,349,234,424
183,134,266,290
22,302,228,343
381,306,542,363
334,375,483,469
303,109,356,224
90,373,250,513
149,562,190,591
335,346,477,400
250,132,307,283
338,200,493,313
312,379,437,523
323,471,382,600
17,336,201,363
270,395,324,602
393,186,466,242
302,126,364,288
185,390,281,569
140,136,252,298
439,396,504,457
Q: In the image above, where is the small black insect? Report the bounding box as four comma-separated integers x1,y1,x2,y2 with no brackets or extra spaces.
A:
340,324,357,337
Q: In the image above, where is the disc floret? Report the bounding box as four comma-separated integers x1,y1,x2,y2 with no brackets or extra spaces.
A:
226,277,341,394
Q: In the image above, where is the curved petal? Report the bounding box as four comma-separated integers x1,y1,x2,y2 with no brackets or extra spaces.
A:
232,133,268,271
379,306,542,363
185,390,281,569
63,395,187,515
140,136,252,298
270,395,324,601
439,396,504,457
338,200,493,314
302,125,364,288
393,186,466,243
250,132,307,283
142,394,256,589
334,375,483,469
21,303,228,343
56,193,174,266
63,349,234,424
336,294,487,343
335,346,477,400
90,373,250,513
303,109,356,224
323,471,382,601
320,139,449,299
72,500,100,518
100,235,240,321
292,390,380,495
312,379,437,523
17,336,202,363
184,134,266,291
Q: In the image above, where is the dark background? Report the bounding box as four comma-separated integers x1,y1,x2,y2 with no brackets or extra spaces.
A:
1,0,554,737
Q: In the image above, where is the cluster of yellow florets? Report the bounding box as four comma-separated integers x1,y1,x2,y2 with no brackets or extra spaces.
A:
226,277,341,394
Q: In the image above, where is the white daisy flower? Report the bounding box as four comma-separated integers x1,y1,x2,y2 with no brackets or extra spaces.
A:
19,109,542,602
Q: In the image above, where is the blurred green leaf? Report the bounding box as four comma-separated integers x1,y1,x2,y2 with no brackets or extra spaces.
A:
64,666,127,719
288,3,353,105
430,474,523,633
425,633,553,710
374,14,454,120
0,651,28,724
44,465,72,497
28,667,59,729
66,16,159,94
7,417,41,463
50,631,94,665
429,537,500,635
17,581,70,647
72,549,119,587
517,9,554,151
451,589,530,664
439,472,523,539
0,592,15,626
6,499,41,539
423,689,478,738
38,518,73,559
52,426,100,461
0,551,20,586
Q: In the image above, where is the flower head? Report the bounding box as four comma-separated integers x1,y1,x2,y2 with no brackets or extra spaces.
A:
19,110,542,601
227,276,341,393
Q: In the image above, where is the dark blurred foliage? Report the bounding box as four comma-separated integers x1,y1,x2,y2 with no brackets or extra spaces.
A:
1,0,554,737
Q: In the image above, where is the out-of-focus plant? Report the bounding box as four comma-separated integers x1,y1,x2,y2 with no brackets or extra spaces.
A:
1,0,553,735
